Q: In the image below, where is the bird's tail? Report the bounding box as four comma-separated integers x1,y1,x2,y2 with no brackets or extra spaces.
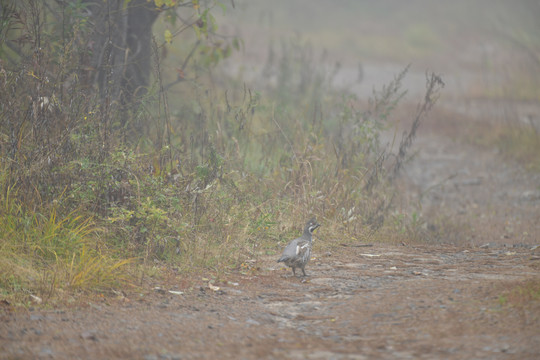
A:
277,256,287,263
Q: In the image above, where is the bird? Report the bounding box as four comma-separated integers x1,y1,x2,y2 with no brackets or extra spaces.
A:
277,218,321,277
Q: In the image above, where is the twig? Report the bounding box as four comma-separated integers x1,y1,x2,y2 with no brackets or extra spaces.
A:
164,39,201,91
389,72,444,182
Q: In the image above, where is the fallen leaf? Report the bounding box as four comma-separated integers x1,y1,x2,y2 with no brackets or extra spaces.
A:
30,294,42,304
208,283,220,291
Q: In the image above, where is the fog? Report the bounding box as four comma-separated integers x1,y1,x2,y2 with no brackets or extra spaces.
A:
217,0,539,106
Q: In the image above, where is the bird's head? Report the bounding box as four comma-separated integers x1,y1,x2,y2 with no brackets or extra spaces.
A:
305,218,321,234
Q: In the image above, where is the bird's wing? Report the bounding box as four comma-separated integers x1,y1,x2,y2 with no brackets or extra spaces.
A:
280,238,301,259
294,239,310,257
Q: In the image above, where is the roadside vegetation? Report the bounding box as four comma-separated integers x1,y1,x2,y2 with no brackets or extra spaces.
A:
0,1,444,306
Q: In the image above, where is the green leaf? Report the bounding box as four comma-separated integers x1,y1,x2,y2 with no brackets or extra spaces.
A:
216,1,227,14
208,13,217,32
164,29,173,44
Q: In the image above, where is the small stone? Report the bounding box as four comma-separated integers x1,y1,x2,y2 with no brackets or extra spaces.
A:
246,318,260,326
39,348,54,357
520,190,540,201
81,331,98,341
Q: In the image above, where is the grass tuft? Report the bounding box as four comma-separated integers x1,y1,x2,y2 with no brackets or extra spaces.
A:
0,186,131,304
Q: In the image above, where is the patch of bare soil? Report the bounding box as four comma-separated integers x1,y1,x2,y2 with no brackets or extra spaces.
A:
2,243,539,359
396,108,540,246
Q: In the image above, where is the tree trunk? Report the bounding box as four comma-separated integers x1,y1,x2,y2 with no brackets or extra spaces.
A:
84,0,159,112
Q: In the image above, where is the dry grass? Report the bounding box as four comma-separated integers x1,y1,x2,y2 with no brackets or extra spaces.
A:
409,101,540,172
465,120,540,172
493,127,540,172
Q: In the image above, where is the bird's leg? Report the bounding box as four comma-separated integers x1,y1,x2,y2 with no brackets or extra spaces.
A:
302,267,307,277
292,267,296,276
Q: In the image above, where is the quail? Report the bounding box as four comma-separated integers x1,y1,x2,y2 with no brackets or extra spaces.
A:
277,218,321,277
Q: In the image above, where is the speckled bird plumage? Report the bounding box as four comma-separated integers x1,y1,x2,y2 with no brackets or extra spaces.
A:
277,218,320,277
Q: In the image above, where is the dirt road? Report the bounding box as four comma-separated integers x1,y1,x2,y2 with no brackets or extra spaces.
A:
2,241,539,359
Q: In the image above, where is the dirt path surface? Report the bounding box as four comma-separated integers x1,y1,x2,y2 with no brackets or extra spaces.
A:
397,117,540,246
2,242,539,359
